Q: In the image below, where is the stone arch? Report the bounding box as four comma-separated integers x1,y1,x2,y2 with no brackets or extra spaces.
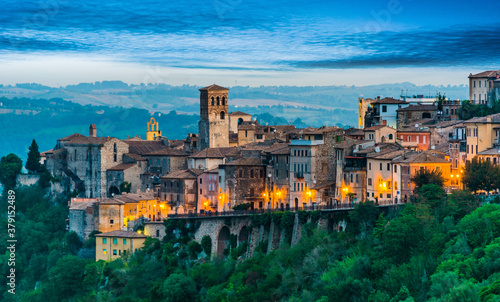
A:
222,96,226,105
220,111,225,120
216,96,220,105
211,97,214,106
108,185,119,196
238,117,243,125
217,225,231,256
212,110,218,119
388,133,393,140
238,226,249,244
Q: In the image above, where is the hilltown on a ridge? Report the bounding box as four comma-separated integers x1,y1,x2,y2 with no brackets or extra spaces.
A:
32,70,500,260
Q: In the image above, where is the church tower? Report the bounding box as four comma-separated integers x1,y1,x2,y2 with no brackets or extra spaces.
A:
198,84,229,150
146,117,161,140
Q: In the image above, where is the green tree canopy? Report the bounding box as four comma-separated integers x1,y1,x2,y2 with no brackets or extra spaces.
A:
462,157,500,193
26,139,41,173
0,153,23,190
410,168,444,191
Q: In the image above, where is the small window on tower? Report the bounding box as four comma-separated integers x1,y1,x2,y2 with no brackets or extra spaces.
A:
211,97,214,105
217,97,220,105
222,96,226,105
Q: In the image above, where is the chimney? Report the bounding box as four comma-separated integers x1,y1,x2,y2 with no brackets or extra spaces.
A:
377,96,381,101
89,124,97,137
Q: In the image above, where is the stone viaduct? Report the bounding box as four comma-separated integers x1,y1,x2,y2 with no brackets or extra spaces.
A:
144,205,401,258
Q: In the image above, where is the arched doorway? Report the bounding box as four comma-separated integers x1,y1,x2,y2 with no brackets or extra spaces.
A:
238,226,249,245
108,185,119,196
286,204,290,211
238,118,243,125
294,198,298,210
217,226,231,256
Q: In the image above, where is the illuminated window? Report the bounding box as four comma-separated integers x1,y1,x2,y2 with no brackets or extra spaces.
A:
103,249,107,255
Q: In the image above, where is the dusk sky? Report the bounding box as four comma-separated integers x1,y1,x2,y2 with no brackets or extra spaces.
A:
1,0,499,87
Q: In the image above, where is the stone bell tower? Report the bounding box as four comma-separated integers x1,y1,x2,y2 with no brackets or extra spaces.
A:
198,84,229,150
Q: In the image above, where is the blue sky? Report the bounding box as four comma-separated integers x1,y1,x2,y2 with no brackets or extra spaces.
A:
0,0,499,87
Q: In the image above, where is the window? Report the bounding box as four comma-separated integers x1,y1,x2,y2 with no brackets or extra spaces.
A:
369,163,371,170
123,239,127,245
113,238,117,244
220,111,225,119
474,80,476,88
387,194,391,198
380,163,382,170
113,249,117,255
211,97,214,105
222,96,225,105
110,219,114,225
395,181,398,190
200,189,203,194
216,96,220,105
114,154,117,162
260,169,264,178
199,178,202,184
156,230,160,237
394,165,397,173
103,249,107,255
350,174,353,183
239,169,243,177
356,174,359,183
479,81,481,88
368,178,372,186
382,105,387,112
387,163,390,171
250,170,254,178
103,238,107,244
294,182,296,191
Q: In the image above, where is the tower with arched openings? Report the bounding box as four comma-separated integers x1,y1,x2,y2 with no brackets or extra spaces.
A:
198,84,230,150
146,117,161,140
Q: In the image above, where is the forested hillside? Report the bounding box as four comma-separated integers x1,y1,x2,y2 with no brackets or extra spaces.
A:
3,176,500,301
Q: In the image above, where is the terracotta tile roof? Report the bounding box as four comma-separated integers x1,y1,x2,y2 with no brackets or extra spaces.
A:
397,128,430,133
161,169,204,179
114,192,155,203
40,149,54,156
58,133,85,141
367,149,405,160
393,151,449,163
478,148,500,155
402,118,436,129
107,163,136,171
124,153,147,161
397,104,437,112
303,126,342,135
464,113,500,124
199,84,229,91
371,97,407,104
427,120,462,128
223,157,264,166
99,198,125,205
125,140,169,154
144,148,188,156
190,147,239,158
69,200,95,210
95,230,147,238
230,111,251,116
356,143,400,155
364,125,395,131
67,136,114,145
469,70,500,78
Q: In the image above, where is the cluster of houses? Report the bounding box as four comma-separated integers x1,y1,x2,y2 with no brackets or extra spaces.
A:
40,71,500,260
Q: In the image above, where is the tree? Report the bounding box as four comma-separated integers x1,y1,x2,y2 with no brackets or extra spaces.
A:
201,235,212,257
162,273,198,302
410,168,444,191
462,157,500,193
120,181,131,193
26,139,41,173
0,153,23,190
418,184,446,208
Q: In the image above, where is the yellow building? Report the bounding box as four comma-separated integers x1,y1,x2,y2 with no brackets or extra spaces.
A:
95,230,147,261
464,113,500,162
146,117,161,141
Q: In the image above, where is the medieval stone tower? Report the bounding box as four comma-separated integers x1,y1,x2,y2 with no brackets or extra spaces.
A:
198,84,230,150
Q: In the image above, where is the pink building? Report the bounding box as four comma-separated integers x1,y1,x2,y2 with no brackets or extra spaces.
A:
197,168,219,213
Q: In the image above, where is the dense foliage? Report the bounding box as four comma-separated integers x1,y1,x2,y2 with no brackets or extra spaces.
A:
7,181,500,301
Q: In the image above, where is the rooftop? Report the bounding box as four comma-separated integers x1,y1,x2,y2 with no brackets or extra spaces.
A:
230,111,251,116
371,97,407,105
223,157,264,166
469,70,500,78
199,84,229,91
95,230,147,238
397,104,437,112
190,147,239,158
